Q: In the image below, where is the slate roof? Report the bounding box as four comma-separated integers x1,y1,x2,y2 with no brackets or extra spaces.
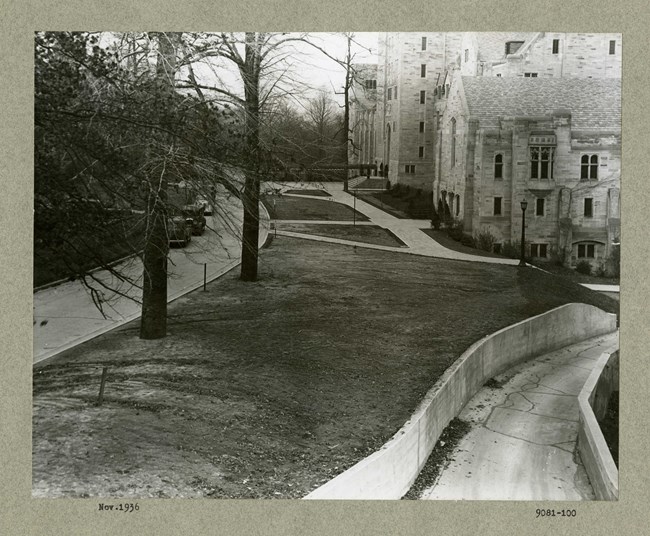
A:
461,77,621,129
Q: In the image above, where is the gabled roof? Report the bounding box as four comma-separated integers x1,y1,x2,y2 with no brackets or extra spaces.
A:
461,77,621,129
475,32,536,62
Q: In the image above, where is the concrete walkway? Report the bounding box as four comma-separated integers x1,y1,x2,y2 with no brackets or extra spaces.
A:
272,182,519,266
422,331,619,501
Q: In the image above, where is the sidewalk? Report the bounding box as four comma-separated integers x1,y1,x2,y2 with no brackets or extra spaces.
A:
278,182,518,265
33,196,269,364
422,330,619,501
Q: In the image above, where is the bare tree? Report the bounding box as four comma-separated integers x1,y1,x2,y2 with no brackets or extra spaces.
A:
178,32,318,281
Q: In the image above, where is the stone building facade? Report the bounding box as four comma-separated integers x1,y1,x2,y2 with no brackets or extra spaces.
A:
434,75,621,267
347,32,622,267
349,63,378,173
374,32,463,189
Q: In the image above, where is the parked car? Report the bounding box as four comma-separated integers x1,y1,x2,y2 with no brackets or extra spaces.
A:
182,204,207,235
168,216,192,247
196,196,212,216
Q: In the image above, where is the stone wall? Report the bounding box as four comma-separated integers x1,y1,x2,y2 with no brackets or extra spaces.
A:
304,303,617,500
577,349,619,500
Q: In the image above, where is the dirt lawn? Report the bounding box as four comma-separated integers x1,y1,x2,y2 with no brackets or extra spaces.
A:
276,223,406,247
33,237,618,499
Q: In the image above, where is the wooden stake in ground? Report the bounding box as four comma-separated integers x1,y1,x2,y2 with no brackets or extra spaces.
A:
96,366,109,406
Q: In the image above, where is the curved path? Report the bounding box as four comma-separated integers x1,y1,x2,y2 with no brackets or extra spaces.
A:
422,331,619,501
270,181,518,265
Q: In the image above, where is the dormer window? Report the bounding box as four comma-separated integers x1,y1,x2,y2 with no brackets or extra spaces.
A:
505,41,525,55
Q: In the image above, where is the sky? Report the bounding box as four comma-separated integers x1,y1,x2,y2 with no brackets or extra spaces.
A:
188,32,380,111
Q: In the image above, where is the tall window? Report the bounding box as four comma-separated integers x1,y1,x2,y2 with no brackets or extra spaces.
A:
450,118,456,167
422,36,427,51
421,64,427,78
530,146,555,179
552,39,560,54
419,146,424,158
420,90,426,104
464,49,469,62
609,40,616,55
494,153,503,179
455,195,460,216
419,121,425,133
581,154,599,180
584,198,594,217
394,86,397,100
387,87,392,101
536,198,545,216
493,197,502,216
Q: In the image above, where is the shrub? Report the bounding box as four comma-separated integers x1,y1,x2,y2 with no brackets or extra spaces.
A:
391,183,402,196
502,240,520,259
596,262,607,278
431,208,441,230
460,233,476,248
446,220,464,241
475,227,497,252
607,243,620,278
385,180,391,191
575,260,592,275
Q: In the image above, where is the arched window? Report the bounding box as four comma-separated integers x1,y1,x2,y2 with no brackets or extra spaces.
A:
494,153,503,179
581,154,599,180
451,118,456,168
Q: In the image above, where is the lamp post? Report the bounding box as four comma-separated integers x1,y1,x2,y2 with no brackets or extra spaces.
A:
519,198,528,267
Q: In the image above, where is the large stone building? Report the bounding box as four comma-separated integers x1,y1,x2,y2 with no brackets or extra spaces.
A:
349,63,378,172
434,74,620,267
373,32,463,189
351,32,622,268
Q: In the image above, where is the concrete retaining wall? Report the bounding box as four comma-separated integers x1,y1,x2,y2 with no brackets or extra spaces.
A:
304,303,617,499
578,350,619,500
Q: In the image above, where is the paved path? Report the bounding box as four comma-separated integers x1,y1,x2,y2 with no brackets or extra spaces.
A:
422,331,619,501
271,182,519,266
33,194,269,364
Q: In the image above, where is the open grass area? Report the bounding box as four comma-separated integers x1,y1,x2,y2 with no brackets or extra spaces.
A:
357,192,410,219
276,223,406,247
420,229,505,259
284,189,331,197
351,178,388,190
33,236,618,499
262,194,369,221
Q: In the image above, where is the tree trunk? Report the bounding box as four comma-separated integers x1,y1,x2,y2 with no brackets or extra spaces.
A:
140,32,180,339
240,32,262,282
342,35,352,192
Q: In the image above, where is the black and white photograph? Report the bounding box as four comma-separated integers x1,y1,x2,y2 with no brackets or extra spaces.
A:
31,31,622,503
